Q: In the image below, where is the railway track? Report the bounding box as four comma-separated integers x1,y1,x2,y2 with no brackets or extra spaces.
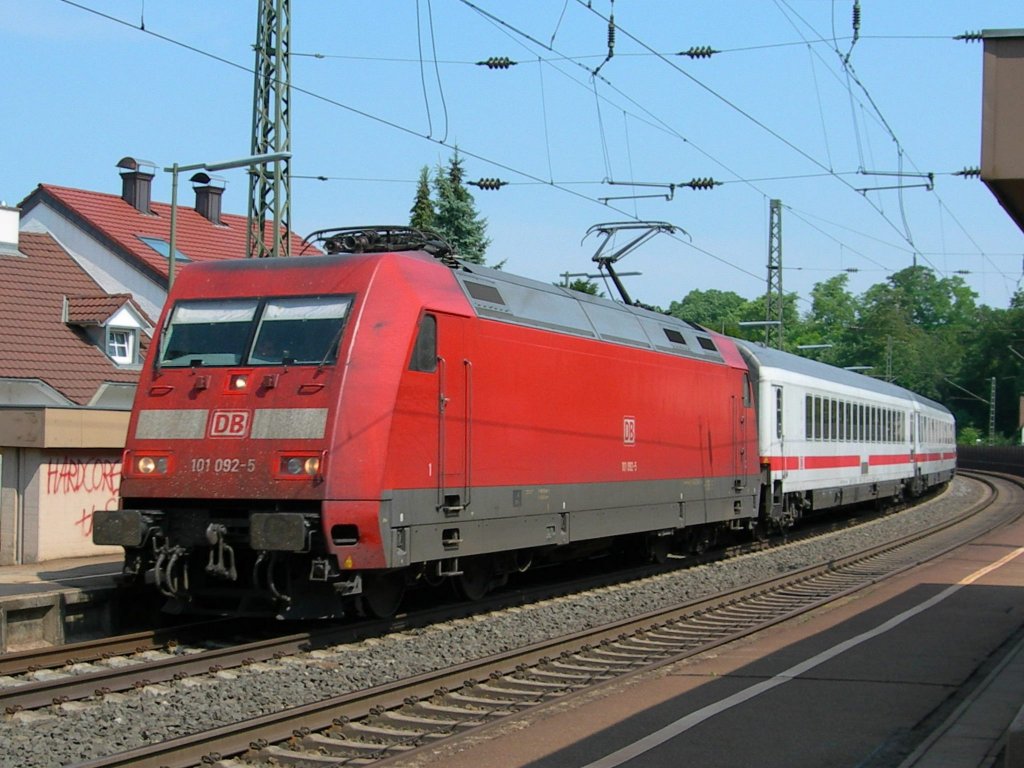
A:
0,486,906,715
57,471,1017,768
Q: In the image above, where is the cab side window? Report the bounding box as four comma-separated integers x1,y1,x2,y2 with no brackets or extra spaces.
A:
409,314,437,372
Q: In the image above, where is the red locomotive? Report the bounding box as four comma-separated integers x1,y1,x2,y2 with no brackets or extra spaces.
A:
95,227,762,618
96,226,955,619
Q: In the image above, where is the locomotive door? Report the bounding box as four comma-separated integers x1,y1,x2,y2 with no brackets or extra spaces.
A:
731,374,754,492
731,394,746,491
436,314,471,512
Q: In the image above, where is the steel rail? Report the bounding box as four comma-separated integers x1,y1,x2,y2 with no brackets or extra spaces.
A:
3,487,905,714
68,472,1016,768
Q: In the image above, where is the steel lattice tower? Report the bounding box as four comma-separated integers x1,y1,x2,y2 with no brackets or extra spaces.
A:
248,0,291,258
765,198,784,349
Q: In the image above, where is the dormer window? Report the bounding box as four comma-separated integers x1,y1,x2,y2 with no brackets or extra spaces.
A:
64,294,152,367
107,328,137,365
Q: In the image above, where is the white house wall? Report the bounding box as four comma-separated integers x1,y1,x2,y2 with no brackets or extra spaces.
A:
21,209,167,320
2,447,122,563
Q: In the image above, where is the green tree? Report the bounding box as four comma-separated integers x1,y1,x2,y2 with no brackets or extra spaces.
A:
563,278,603,296
668,289,748,333
409,166,435,232
432,149,490,264
952,300,1024,440
782,274,861,365
732,292,803,348
848,266,976,399
805,274,858,344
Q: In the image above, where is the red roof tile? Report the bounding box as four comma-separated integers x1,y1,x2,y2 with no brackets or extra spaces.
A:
22,184,317,282
0,232,146,405
65,294,146,326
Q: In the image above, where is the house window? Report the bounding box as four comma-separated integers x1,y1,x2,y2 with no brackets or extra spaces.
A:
107,328,136,364
138,236,192,264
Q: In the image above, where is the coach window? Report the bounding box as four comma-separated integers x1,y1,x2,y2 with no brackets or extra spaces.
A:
409,314,437,372
774,386,783,438
814,396,823,440
805,395,813,439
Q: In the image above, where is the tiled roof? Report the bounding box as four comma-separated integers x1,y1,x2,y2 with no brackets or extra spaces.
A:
65,293,146,326
0,232,146,405
20,184,316,282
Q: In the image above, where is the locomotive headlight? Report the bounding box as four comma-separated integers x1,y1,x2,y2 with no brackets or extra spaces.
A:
230,374,248,391
135,455,168,474
277,453,324,479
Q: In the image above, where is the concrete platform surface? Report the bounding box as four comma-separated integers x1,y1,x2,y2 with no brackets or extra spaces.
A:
0,554,122,593
387,519,1024,768
0,554,124,652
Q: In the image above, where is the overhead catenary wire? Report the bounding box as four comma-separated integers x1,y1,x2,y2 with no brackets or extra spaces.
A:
57,0,773,297
55,0,1014,306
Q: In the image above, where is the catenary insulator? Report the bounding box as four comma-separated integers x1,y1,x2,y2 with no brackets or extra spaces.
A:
954,167,981,178
477,57,516,69
680,45,718,59
683,177,720,190
469,178,508,191
954,31,983,42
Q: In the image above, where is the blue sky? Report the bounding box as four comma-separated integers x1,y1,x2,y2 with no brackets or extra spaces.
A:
4,1,1023,311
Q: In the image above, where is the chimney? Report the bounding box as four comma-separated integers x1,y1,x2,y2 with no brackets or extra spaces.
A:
0,203,21,255
116,156,156,215
190,172,225,226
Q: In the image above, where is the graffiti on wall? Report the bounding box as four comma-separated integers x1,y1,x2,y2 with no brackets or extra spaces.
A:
42,454,121,542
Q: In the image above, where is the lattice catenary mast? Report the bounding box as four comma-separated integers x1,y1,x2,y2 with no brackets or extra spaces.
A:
248,0,292,258
765,199,784,349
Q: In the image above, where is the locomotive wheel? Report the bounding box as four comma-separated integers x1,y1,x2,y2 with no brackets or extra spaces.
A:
454,558,491,601
359,571,406,619
646,534,672,565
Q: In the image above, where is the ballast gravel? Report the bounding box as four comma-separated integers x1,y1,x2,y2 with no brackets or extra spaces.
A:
0,479,982,768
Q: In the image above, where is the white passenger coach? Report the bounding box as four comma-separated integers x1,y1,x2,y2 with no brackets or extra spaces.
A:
736,342,956,528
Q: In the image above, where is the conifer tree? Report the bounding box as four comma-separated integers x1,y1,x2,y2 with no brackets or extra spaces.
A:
409,166,435,232
432,149,490,264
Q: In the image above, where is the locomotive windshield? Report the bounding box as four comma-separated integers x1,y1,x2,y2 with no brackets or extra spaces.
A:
159,295,352,367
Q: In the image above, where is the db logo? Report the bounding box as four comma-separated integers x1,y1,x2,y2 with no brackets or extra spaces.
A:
623,416,636,446
209,410,251,438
